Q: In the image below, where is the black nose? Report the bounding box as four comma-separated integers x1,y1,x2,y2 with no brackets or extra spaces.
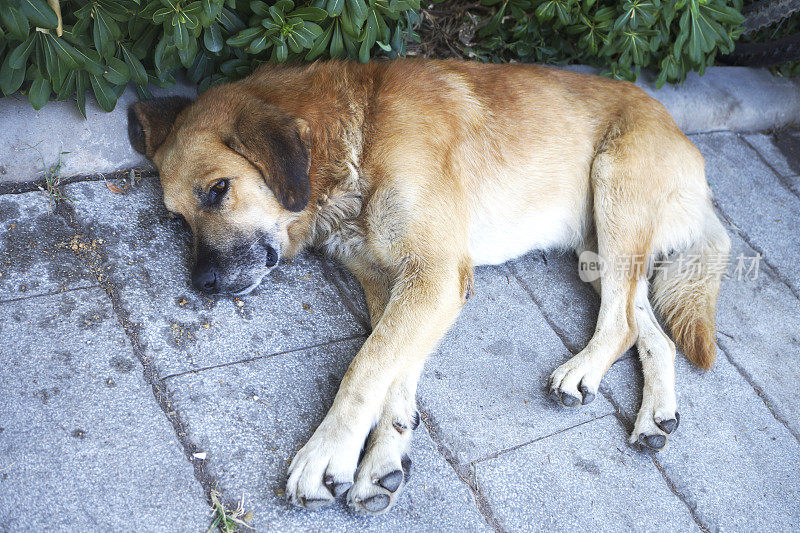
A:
265,245,279,268
191,264,218,293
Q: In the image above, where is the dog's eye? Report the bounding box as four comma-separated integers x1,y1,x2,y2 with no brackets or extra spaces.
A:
208,178,229,205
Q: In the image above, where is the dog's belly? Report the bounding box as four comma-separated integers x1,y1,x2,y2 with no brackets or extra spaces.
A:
468,204,581,265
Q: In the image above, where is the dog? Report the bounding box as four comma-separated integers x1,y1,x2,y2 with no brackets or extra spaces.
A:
127,59,730,515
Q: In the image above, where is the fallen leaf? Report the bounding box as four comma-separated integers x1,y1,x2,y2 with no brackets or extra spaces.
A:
106,182,124,194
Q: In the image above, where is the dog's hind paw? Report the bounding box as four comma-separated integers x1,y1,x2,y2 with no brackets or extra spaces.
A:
548,355,605,407
630,406,680,451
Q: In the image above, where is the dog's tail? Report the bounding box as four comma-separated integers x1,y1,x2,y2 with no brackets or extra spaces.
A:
651,213,730,370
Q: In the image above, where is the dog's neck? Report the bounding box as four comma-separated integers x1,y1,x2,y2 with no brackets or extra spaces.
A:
284,84,373,261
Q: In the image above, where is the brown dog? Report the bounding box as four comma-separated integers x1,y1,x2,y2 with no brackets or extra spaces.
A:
128,59,730,515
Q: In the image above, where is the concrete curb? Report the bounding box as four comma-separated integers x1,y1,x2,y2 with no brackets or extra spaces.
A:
1,65,798,185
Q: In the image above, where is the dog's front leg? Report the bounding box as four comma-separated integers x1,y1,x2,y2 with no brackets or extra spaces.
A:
286,258,467,512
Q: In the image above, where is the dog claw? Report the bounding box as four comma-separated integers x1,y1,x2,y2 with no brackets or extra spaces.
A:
657,417,679,435
579,383,595,405
638,433,666,450
378,470,404,492
411,410,420,430
324,475,352,497
301,497,331,511
561,393,581,407
361,494,390,512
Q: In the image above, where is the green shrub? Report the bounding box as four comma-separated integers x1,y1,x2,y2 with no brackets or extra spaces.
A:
0,0,747,114
462,0,745,87
0,0,420,114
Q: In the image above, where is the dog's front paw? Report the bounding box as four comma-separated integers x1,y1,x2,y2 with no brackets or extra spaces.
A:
286,423,362,511
347,412,417,514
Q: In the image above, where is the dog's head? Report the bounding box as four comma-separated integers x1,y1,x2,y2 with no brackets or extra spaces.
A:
127,90,311,295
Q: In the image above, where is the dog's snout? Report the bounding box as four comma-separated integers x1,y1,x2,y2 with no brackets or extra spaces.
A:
266,245,279,267
192,262,218,293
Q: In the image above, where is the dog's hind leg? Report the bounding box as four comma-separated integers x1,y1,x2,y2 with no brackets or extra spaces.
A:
631,278,680,451
549,149,646,407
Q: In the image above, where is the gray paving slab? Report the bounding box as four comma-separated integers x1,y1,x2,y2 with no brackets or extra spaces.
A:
509,251,636,361
711,219,800,437
0,191,95,299
601,347,800,531
61,179,367,377
418,265,613,465
693,132,800,293
0,82,195,186
165,337,489,532
742,130,800,179
0,288,209,531
475,415,699,532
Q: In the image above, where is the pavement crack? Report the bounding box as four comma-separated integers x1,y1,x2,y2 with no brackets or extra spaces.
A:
470,414,614,465
712,199,800,302
161,333,368,380
51,199,224,516
418,408,508,533
507,262,580,355
598,388,710,533
0,284,99,304
739,134,800,203
0,166,157,195
318,257,371,332
716,339,800,444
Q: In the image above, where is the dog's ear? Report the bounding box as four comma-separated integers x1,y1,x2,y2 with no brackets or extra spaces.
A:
128,96,193,159
227,106,311,213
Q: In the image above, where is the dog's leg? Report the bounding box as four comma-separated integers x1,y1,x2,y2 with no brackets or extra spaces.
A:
549,269,637,406
354,270,390,328
286,258,467,512
346,368,420,513
631,279,680,451
549,150,643,407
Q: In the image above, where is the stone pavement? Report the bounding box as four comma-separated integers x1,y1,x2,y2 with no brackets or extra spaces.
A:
2,112,800,530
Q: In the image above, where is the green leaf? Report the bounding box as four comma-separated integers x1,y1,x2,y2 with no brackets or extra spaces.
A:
21,0,58,29
45,34,81,70
346,0,368,25
121,44,148,85
274,38,288,61
103,56,130,85
326,0,344,17
291,7,328,21
90,73,117,111
248,30,271,53
8,34,37,70
0,55,26,95
56,69,77,100
174,20,189,50
330,20,344,58
153,7,173,24
28,74,51,110
0,7,30,41
269,5,286,26
204,22,224,53
76,71,88,118
227,27,261,47
305,20,333,60
178,36,198,67
93,7,118,58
